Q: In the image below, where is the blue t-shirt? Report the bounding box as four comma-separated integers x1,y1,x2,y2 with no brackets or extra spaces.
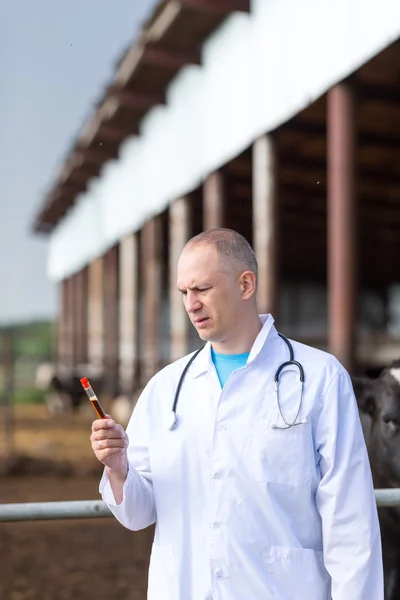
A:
211,348,250,388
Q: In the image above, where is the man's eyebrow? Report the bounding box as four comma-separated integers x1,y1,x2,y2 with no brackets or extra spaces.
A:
177,283,212,292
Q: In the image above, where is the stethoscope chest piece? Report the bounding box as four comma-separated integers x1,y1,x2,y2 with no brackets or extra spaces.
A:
166,411,177,431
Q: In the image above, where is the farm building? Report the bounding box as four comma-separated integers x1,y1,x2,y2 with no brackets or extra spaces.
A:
34,0,400,400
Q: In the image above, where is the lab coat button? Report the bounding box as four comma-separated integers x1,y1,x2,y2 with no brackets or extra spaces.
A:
215,568,222,578
213,522,220,529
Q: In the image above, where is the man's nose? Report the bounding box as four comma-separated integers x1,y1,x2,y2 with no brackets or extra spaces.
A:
185,292,202,313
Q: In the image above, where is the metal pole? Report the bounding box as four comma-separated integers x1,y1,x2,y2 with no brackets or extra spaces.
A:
375,489,400,507
119,233,139,394
170,196,191,361
327,83,357,371
0,499,111,522
103,246,119,395
141,217,162,383
88,257,105,373
0,490,399,522
74,268,88,365
252,134,278,317
203,170,225,229
66,277,75,370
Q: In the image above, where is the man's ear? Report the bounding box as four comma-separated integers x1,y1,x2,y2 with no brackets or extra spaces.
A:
240,271,257,300
351,376,377,418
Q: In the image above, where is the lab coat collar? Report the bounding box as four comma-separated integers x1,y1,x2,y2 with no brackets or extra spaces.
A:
190,343,212,379
190,314,275,379
248,313,275,363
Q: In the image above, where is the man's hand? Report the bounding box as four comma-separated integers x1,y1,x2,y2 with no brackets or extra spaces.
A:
90,416,129,477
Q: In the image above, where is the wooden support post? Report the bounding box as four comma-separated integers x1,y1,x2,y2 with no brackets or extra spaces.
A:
103,246,119,396
203,170,225,229
119,233,139,394
73,269,88,365
0,330,15,457
88,258,104,373
65,277,75,369
141,217,162,383
327,83,357,371
170,197,191,361
57,280,68,366
252,134,278,317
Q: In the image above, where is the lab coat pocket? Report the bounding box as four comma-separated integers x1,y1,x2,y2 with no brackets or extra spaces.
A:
252,413,312,487
147,543,175,600
268,546,330,600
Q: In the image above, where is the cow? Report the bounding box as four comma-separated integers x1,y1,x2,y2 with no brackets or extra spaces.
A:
35,362,104,415
35,362,137,420
352,359,400,600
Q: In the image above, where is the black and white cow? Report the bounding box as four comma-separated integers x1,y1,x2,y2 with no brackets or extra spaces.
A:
35,362,104,414
352,359,400,600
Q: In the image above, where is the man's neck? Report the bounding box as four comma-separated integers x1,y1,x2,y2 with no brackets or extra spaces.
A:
211,316,263,354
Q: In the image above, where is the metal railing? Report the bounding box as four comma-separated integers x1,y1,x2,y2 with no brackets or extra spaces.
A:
1,489,400,523
0,499,111,522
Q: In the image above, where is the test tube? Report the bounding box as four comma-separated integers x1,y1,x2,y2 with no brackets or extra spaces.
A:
80,377,106,419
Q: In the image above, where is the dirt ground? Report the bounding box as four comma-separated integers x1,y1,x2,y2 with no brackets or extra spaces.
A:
0,405,154,600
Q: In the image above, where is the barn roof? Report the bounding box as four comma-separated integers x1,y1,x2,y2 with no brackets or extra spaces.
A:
34,0,400,286
34,0,250,233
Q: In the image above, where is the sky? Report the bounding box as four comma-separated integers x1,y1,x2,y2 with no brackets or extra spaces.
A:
0,0,158,325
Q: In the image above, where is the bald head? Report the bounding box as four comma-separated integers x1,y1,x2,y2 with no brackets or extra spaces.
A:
182,228,258,282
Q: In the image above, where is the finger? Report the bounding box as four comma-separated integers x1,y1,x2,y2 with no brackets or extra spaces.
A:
95,446,126,460
93,437,128,450
90,428,127,443
91,418,117,432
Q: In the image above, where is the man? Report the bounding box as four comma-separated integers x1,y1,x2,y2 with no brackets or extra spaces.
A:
91,228,383,599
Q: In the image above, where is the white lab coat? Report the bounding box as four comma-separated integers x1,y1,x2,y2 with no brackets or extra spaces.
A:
100,315,383,600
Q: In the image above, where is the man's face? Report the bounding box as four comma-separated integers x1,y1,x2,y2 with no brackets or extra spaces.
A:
177,244,243,343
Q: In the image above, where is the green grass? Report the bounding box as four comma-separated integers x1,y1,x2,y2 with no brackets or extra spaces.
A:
0,320,55,359
0,319,55,405
12,387,47,405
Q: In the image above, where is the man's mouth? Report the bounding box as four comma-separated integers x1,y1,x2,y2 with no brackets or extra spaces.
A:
194,317,209,326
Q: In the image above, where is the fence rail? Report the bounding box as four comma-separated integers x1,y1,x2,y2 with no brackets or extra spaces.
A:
1,489,400,523
0,499,111,522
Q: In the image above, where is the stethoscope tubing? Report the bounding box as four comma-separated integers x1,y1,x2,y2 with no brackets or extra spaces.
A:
168,333,306,431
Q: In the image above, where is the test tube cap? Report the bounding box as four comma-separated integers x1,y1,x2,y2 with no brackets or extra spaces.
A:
80,377,90,389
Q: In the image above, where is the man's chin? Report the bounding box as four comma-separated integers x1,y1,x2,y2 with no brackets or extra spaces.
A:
197,331,211,341
194,326,214,341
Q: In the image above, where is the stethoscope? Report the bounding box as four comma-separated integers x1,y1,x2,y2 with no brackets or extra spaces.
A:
166,333,307,431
